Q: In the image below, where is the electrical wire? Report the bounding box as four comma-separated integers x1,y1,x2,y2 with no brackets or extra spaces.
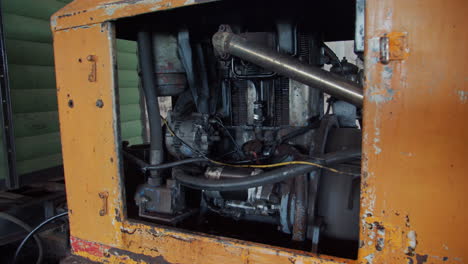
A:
0,212,43,264
209,160,350,175
213,117,245,158
14,212,69,264
162,116,356,176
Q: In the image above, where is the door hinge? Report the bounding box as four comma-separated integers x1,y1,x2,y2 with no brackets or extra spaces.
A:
380,32,409,64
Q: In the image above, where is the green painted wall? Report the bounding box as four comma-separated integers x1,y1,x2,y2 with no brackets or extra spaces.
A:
0,0,144,178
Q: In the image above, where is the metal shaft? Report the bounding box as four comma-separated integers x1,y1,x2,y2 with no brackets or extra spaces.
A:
212,32,364,106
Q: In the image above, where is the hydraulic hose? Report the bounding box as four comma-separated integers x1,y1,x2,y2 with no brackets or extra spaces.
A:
137,28,164,182
173,149,361,191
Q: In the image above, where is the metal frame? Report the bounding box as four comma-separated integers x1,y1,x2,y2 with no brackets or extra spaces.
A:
0,0,18,189
51,0,468,263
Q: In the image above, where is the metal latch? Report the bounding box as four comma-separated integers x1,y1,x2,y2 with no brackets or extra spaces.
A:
380,32,409,64
98,191,108,216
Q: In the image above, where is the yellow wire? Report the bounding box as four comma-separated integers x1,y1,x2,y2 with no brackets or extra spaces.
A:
210,160,344,174
162,117,355,176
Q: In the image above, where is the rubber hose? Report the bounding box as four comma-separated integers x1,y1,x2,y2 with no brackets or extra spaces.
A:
173,149,361,191
0,212,44,264
137,29,164,179
14,212,68,264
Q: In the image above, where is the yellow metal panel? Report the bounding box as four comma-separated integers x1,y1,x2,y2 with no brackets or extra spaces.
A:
54,23,125,246
52,0,468,263
360,0,468,263
51,0,218,31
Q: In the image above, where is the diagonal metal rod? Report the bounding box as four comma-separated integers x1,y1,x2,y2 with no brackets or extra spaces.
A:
212,31,363,106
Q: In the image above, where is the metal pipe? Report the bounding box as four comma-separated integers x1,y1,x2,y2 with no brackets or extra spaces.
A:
212,31,363,106
137,29,164,183
123,151,207,172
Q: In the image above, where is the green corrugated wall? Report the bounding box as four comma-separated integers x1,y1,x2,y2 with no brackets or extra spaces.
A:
0,0,144,178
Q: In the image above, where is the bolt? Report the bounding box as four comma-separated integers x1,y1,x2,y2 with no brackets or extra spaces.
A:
87,55,95,62
96,99,104,108
99,209,105,216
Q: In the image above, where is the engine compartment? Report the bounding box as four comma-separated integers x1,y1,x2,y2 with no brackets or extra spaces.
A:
118,0,363,259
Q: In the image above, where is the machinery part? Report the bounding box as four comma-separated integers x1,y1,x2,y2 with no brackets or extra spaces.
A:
205,166,262,180
212,30,364,106
137,28,164,182
123,151,207,172
291,174,307,241
318,164,360,242
13,212,68,264
132,16,362,256
289,79,322,126
173,149,361,191
0,212,44,264
177,29,200,112
332,101,358,128
177,29,211,114
329,58,360,127
165,112,215,158
135,179,186,218
306,115,339,251
152,32,187,96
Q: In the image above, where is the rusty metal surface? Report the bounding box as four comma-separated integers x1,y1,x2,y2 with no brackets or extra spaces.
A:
52,0,468,263
51,0,219,31
360,0,468,263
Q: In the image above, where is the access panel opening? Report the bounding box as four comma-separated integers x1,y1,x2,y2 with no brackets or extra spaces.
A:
116,0,362,259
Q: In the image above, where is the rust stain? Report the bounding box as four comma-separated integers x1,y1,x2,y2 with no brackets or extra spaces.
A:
386,32,409,62
71,236,111,258
108,247,172,264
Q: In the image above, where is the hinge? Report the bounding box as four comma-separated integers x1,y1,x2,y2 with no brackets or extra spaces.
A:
380,32,409,64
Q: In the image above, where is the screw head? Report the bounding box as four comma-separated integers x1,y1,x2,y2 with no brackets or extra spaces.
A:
96,99,104,108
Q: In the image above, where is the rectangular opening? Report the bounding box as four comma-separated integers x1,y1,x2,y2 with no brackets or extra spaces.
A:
115,0,362,259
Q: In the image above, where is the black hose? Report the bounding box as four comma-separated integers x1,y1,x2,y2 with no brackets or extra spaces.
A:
14,212,68,264
173,149,361,191
137,28,164,181
0,212,43,264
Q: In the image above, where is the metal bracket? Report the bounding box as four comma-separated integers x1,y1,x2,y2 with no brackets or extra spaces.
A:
87,55,97,82
380,32,409,64
98,191,108,216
